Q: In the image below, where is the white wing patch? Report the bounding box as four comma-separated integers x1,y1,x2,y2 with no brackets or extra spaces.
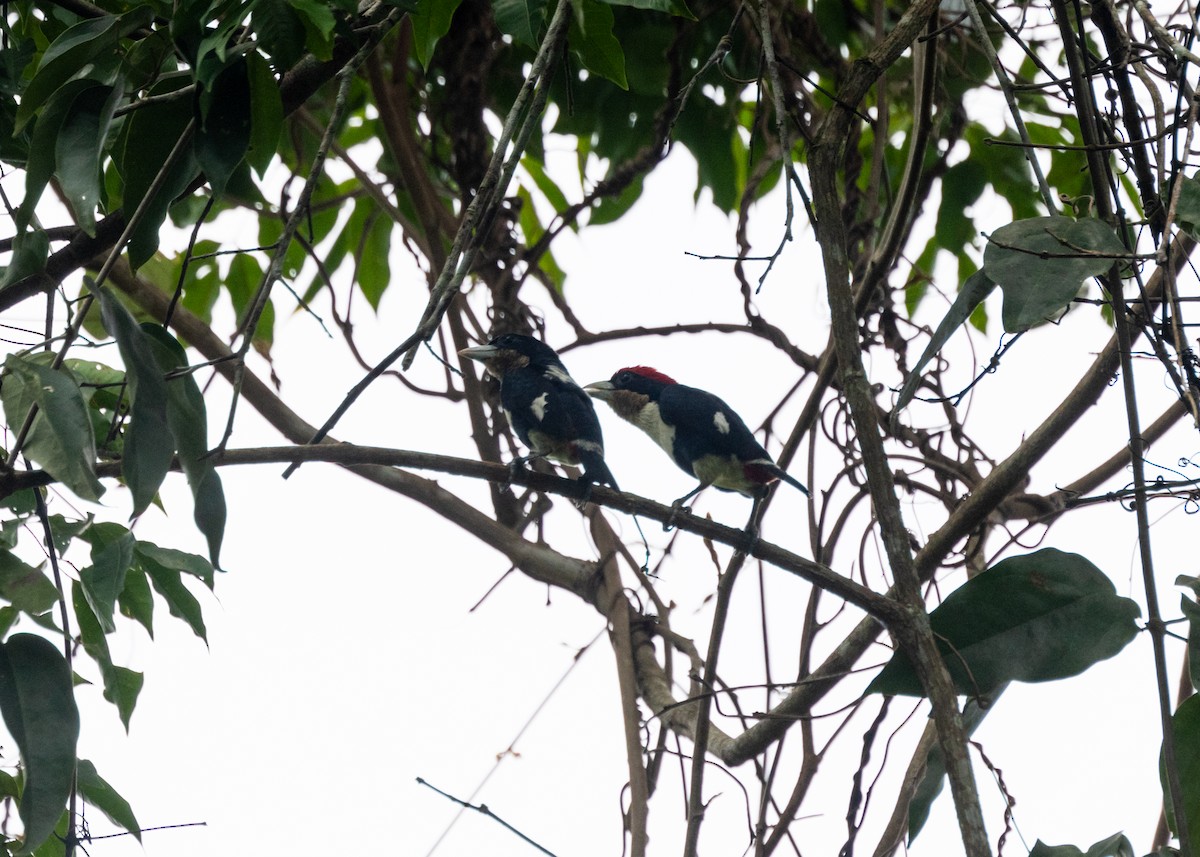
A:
530,392,549,421
713,411,731,434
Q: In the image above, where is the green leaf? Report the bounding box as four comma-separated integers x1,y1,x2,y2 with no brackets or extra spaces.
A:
19,77,102,234
1082,833,1135,857
493,0,545,48
0,229,50,291
71,582,141,730
983,216,1127,332
14,7,153,132
252,0,307,69
894,269,996,415
1181,591,1200,693
1,354,104,502
0,768,18,800
1165,693,1200,841
30,811,69,857
515,186,565,291
1027,840,1084,849
935,160,986,250
569,0,627,89
76,760,141,842
521,156,571,216
355,209,391,310
590,174,644,225
0,551,58,616
135,541,215,587
195,57,252,197
1,488,38,515
0,634,79,856
140,328,226,566
42,514,92,556
412,0,465,67
144,565,207,642
245,52,283,177
0,519,19,550
289,0,338,58
54,83,121,235
867,548,1141,697
79,522,136,634
908,691,1000,843
97,291,174,518
118,78,201,269
186,0,257,86
598,0,694,18
1174,174,1200,238
100,665,143,731
117,566,154,639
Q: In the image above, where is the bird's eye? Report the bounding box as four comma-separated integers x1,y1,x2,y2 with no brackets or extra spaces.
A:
617,371,631,383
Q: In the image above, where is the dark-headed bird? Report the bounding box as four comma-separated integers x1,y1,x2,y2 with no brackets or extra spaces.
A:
459,334,618,491
585,366,807,512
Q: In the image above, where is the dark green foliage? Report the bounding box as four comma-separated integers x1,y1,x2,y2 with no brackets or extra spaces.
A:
868,549,1140,697
0,635,79,855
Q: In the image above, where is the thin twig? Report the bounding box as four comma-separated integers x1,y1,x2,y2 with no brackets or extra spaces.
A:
416,777,559,856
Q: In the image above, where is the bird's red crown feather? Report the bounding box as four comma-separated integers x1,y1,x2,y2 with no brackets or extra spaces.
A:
621,366,677,385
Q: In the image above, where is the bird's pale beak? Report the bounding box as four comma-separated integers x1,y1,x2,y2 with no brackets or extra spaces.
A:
458,345,499,362
583,380,615,400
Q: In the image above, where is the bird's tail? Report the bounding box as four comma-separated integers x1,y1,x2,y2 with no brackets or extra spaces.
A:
767,463,809,496
578,448,619,491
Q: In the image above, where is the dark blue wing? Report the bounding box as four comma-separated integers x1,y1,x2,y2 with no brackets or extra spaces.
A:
657,384,770,476
499,367,616,487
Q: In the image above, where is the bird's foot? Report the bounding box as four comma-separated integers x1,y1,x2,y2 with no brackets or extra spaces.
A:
664,500,690,532
504,456,531,490
572,479,595,510
741,521,761,556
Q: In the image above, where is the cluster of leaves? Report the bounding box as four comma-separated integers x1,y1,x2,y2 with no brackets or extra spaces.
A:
0,484,213,853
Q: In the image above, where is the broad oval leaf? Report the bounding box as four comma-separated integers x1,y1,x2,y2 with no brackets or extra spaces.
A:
0,634,80,856
983,216,1126,332
1163,693,1200,842
867,548,1140,697
55,83,121,236
245,52,282,178
0,229,49,291
1,354,104,503
79,522,136,634
1175,174,1200,238
0,551,58,616
18,77,104,235
118,78,201,269
141,327,226,567
98,290,173,518
71,581,143,731
194,56,252,197
14,7,153,132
